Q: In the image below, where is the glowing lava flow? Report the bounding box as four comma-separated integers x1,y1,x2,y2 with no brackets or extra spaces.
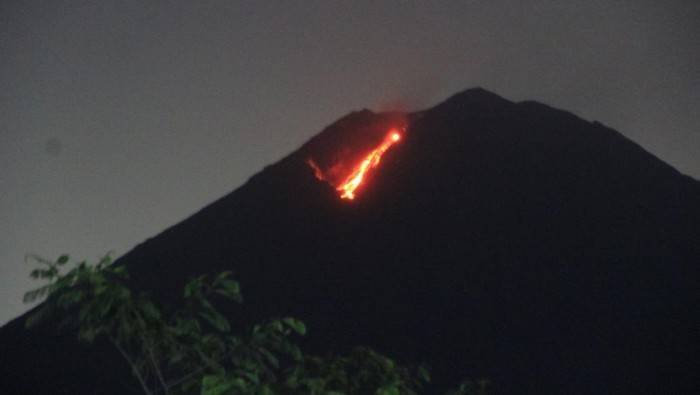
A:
337,130,401,200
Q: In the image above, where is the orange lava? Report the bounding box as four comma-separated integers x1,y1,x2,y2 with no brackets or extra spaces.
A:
337,129,402,200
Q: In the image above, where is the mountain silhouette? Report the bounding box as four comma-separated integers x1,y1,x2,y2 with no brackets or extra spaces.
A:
1,88,697,394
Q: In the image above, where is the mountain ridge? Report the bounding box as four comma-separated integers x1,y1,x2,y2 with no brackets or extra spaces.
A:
1,87,697,394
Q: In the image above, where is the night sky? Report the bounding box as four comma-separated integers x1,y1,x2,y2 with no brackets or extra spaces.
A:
1,1,698,325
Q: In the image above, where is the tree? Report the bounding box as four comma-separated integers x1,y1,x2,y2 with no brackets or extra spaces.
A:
24,254,486,395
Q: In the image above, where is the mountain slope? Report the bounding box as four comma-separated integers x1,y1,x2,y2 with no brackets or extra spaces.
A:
2,88,698,394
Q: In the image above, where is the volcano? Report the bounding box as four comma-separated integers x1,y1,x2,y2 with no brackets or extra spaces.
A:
1,88,698,394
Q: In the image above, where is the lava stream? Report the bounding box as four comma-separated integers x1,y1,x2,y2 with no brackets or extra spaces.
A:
337,130,401,200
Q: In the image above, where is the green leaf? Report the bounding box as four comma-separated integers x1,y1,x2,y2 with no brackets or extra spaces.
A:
56,255,69,265
201,375,236,395
111,265,127,276
258,385,274,395
139,300,161,321
417,366,431,383
282,317,306,335
233,369,261,385
23,285,50,303
173,316,201,337
268,320,284,333
96,253,112,268
257,347,280,369
185,277,204,299
25,254,52,267
215,279,242,302
213,271,232,283
168,351,185,365
376,386,399,395
117,287,131,300
199,310,230,332
57,290,84,307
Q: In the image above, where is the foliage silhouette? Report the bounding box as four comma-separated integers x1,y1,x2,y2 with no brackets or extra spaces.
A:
25,254,486,395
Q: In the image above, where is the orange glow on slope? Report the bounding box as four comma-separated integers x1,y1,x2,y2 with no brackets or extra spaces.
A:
337,129,402,200
306,158,326,181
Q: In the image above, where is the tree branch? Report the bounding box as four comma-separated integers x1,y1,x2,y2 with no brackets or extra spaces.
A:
110,336,153,395
145,341,169,395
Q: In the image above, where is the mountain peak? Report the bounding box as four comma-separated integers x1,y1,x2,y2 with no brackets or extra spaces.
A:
1,87,697,395
432,86,513,112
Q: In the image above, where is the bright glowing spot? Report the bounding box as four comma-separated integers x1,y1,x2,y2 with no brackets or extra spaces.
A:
337,129,402,200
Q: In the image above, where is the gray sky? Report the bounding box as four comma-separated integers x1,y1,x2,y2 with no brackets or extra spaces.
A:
1,1,698,325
